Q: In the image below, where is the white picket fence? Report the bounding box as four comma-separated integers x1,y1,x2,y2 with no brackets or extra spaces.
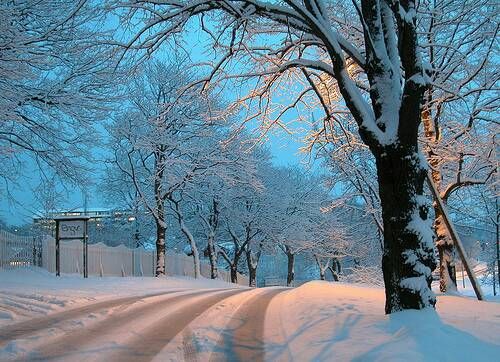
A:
0,230,248,286
0,230,41,268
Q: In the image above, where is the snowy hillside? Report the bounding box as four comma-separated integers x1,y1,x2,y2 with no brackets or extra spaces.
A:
0,268,498,361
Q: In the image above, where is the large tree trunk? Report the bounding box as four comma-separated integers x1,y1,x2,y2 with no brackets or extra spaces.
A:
286,250,295,287
155,222,166,277
374,144,437,314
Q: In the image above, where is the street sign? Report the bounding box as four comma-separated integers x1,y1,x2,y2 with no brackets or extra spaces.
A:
54,216,90,278
58,220,86,239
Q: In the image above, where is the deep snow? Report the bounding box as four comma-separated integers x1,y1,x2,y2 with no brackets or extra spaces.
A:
0,268,499,361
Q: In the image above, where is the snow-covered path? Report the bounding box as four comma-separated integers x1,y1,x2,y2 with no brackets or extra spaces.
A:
0,287,284,361
1,268,499,361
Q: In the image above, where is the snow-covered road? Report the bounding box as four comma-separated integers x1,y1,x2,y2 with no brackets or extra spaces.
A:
0,287,286,361
1,268,499,361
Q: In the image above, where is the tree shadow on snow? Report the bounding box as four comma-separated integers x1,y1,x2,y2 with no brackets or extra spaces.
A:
265,302,364,361
352,309,499,361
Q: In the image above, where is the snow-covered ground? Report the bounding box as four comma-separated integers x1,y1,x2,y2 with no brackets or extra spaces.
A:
0,268,499,361
0,267,240,327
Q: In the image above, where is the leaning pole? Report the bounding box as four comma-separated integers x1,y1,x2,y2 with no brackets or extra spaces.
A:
426,172,484,301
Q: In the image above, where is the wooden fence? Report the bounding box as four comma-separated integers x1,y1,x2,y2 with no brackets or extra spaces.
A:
1,230,248,286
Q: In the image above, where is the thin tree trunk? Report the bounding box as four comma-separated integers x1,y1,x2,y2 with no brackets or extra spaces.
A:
375,144,437,314
286,250,295,287
207,234,218,279
204,198,220,279
230,264,238,284
248,265,257,287
172,198,201,278
155,221,166,277
179,219,201,279
495,192,499,296
314,255,329,281
246,248,259,287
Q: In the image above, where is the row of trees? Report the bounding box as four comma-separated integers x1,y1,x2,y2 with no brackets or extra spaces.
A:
102,60,373,287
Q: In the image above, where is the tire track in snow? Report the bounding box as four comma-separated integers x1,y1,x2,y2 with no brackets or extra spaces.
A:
209,288,288,362
109,288,247,362
0,290,181,345
25,289,235,361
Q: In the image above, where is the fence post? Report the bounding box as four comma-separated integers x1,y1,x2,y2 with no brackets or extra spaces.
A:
132,248,135,277
99,250,104,277
36,236,42,267
55,222,60,276
83,221,88,278
32,237,36,266
0,231,3,268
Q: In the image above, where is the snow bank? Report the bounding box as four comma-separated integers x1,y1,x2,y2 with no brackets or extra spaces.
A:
266,281,500,361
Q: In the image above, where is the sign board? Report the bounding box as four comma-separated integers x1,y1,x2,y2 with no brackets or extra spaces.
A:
54,216,90,278
58,220,86,239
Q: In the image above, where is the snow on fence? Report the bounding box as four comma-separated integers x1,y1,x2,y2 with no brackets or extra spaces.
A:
0,230,42,268
0,231,248,285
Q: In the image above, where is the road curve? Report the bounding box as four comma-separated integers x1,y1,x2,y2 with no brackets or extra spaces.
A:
209,288,289,362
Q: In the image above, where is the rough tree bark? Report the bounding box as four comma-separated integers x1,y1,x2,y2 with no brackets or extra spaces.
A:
358,1,437,313
374,142,436,312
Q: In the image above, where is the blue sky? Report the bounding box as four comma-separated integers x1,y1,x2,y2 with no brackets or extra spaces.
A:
0,131,307,226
